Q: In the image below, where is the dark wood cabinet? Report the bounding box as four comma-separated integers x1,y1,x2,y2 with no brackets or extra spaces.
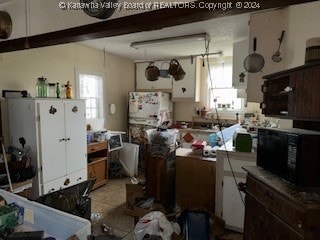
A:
244,166,320,240
175,148,216,213
87,141,108,190
261,63,320,121
145,149,175,211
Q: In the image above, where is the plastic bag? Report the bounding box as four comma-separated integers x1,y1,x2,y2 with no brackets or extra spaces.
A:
134,211,178,240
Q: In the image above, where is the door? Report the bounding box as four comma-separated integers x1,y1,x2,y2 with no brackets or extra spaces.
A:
65,101,87,174
292,66,320,120
38,101,67,183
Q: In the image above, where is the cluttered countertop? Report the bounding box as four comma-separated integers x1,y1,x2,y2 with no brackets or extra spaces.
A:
176,147,216,162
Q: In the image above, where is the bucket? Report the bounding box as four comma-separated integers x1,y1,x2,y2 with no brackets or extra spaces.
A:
145,62,159,81
0,11,12,39
169,59,185,81
169,59,181,75
159,62,170,78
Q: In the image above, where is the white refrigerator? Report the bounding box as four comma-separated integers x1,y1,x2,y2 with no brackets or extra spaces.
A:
128,92,173,168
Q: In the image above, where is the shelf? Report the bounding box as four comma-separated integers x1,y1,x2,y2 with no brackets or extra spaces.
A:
87,140,108,190
88,157,107,165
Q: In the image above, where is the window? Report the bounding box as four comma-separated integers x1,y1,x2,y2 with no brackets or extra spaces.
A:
206,58,243,110
75,69,104,119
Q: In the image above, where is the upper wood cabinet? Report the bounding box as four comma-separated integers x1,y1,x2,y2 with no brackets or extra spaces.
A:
261,63,320,121
135,61,172,91
247,9,285,103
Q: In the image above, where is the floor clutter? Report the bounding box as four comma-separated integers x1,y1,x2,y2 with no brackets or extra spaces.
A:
90,175,243,240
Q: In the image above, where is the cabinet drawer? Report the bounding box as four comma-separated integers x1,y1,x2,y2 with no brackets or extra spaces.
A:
87,141,108,154
245,193,303,240
247,175,306,234
68,168,87,186
42,177,69,195
42,169,87,195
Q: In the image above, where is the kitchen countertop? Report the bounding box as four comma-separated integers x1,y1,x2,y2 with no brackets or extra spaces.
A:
178,128,218,134
216,140,257,156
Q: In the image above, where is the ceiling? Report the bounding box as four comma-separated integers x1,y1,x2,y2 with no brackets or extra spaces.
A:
80,12,250,61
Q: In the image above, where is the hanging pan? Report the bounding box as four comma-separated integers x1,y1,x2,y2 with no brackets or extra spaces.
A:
244,37,265,73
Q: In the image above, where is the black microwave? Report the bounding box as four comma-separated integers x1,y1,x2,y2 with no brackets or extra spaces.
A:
257,128,320,187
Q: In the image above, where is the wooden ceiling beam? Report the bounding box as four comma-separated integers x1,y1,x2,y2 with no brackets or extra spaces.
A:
0,0,316,53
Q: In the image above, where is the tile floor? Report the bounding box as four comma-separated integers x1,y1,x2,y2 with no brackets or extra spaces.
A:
90,175,243,240
90,176,136,239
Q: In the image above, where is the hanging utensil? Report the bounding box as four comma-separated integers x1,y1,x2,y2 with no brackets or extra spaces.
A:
244,37,265,73
272,31,285,63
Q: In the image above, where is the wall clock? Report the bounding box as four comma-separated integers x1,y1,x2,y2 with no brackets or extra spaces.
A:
80,0,118,19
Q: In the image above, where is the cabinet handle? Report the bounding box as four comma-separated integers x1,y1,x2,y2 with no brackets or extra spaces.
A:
49,188,55,193
89,171,96,179
59,138,65,142
66,138,70,141
77,177,82,181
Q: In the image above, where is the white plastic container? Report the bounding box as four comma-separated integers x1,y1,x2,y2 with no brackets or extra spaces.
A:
0,189,91,240
119,142,139,177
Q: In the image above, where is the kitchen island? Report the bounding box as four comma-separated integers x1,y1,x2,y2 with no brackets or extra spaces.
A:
175,148,216,213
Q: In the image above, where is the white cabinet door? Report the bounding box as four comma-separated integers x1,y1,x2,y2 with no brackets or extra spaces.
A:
232,39,249,89
136,62,172,91
38,101,67,183
216,149,256,232
247,9,285,102
172,59,197,100
65,101,87,174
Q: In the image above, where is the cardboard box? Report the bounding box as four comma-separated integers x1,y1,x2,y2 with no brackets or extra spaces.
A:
125,184,144,211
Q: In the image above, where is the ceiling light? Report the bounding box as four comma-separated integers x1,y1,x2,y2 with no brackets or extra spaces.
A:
130,33,209,49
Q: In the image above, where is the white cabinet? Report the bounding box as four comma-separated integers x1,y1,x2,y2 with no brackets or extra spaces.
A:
247,9,285,103
232,39,249,89
172,58,199,101
136,61,172,91
7,98,87,199
215,145,256,232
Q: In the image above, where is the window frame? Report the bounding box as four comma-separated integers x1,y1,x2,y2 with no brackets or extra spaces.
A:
75,69,105,120
205,57,245,111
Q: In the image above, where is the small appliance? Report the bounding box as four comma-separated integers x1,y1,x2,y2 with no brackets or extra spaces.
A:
257,127,320,187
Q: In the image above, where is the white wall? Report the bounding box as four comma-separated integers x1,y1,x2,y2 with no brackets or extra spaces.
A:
283,1,320,68
0,43,135,143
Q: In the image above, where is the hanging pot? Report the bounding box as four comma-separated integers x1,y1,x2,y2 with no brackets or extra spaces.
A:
0,11,12,39
169,59,185,81
243,37,265,73
80,0,118,19
159,62,170,78
169,59,182,75
145,62,159,81
172,66,185,81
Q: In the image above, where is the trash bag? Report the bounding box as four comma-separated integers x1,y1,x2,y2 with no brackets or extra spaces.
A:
134,211,176,240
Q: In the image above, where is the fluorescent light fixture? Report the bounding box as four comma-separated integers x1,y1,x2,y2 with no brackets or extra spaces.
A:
130,33,209,49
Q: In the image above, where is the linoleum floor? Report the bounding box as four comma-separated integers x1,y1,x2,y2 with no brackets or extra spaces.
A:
90,175,243,240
